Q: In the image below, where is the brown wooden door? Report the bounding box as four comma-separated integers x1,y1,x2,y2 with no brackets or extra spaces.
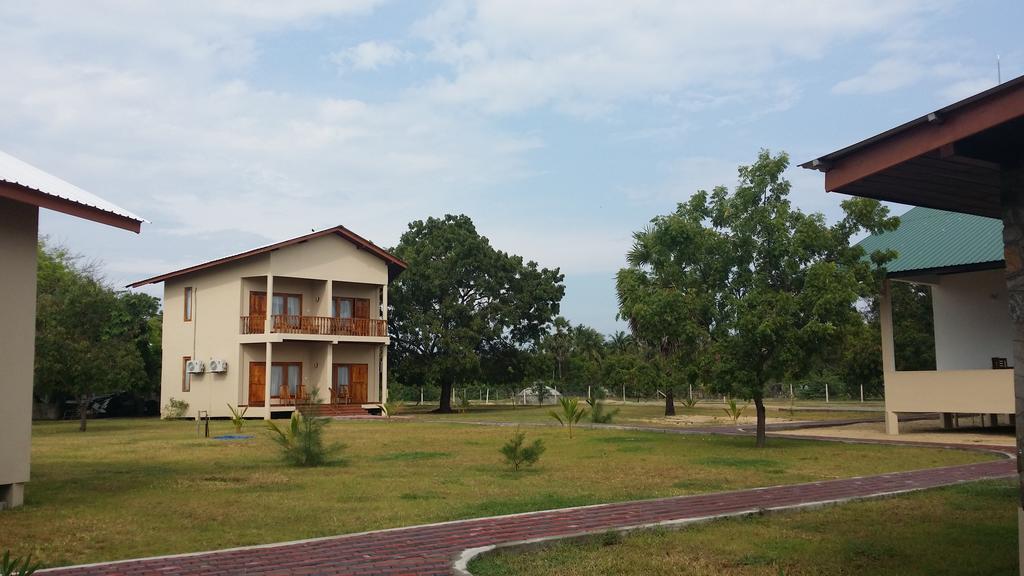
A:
249,292,267,332
248,363,266,405
350,364,368,404
354,298,370,319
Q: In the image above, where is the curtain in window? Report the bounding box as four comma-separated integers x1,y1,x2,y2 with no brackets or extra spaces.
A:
272,295,285,316
288,365,300,394
270,365,283,396
287,296,300,316
336,365,350,386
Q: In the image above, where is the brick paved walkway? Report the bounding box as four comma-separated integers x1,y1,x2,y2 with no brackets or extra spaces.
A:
40,440,1015,576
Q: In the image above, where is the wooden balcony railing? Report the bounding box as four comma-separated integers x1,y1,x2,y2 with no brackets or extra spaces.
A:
240,315,387,337
241,315,265,334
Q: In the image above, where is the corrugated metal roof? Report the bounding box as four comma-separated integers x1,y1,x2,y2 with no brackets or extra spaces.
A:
0,150,145,223
857,206,1003,274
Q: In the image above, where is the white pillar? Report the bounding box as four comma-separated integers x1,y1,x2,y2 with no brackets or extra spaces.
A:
885,411,899,435
380,344,388,403
265,274,274,334
326,280,334,320
324,342,333,405
879,279,897,373
879,278,898,435
264,341,273,419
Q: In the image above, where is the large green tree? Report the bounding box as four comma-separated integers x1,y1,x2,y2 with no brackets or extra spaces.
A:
619,150,898,445
35,241,161,430
388,215,565,412
617,187,732,416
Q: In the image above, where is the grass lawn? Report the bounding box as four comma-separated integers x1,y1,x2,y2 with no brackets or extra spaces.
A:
406,402,880,425
469,479,1018,576
1,417,995,568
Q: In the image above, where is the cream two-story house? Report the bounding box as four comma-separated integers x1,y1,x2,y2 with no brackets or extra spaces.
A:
130,226,406,419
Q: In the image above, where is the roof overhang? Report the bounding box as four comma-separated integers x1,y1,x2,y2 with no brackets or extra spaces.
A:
887,259,1005,280
801,75,1024,219
0,181,143,233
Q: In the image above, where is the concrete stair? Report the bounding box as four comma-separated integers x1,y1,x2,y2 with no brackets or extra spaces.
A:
299,404,380,418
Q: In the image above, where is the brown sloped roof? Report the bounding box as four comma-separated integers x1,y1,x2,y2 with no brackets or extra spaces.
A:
800,74,1024,218
128,225,407,287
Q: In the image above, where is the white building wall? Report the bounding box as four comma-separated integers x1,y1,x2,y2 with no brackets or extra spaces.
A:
931,268,1014,370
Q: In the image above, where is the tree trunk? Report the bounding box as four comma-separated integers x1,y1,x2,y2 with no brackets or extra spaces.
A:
754,395,766,448
664,389,676,416
78,394,89,432
435,382,454,413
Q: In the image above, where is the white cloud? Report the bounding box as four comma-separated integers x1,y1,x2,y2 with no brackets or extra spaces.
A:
829,11,1002,100
332,40,410,71
413,0,935,115
832,58,925,95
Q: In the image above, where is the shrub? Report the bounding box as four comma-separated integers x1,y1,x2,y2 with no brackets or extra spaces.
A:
267,410,343,467
500,427,545,471
161,398,189,419
549,397,587,438
722,398,748,424
456,390,471,413
227,404,248,433
382,400,402,419
1,551,39,576
680,397,699,409
599,531,623,547
587,399,619,424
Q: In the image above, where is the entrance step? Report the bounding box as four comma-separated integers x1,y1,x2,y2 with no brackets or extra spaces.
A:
299,404,381,418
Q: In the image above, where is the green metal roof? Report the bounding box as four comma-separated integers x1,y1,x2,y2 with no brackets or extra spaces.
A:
856,206,1003,275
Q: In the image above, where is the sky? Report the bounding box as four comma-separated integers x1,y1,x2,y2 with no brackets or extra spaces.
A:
3,0,1022,335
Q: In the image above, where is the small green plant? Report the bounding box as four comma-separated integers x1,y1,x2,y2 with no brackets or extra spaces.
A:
457,390,471,413
500,427,545,471
680,397,699,409
587,398,619,424
1,551,39,576
227,404,248,433
382,399,402,419
549,397,587,438
722,398,748,424
161,398,189,419
267,404,343,467
599,531,623,547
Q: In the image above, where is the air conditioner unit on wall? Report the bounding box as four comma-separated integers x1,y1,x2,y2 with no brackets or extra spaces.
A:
208,359,228,373
186,360,205,374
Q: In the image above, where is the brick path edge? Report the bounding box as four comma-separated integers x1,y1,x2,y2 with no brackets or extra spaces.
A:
451,465,1015,575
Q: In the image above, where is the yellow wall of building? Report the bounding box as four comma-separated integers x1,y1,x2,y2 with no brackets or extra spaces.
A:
159,233,391,419
0,198,38,506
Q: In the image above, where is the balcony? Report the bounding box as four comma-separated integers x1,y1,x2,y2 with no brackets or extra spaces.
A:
240,315,388,338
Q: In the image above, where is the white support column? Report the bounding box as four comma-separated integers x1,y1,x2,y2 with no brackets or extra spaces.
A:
879,278,896,373
264,342,272,419
879,278,899,435
265,274,274,334
381,344,388,403
884,411,899,435
325,343,333,405
326,280,334,319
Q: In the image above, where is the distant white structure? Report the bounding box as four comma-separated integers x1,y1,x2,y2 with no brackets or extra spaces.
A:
516,384,562,405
